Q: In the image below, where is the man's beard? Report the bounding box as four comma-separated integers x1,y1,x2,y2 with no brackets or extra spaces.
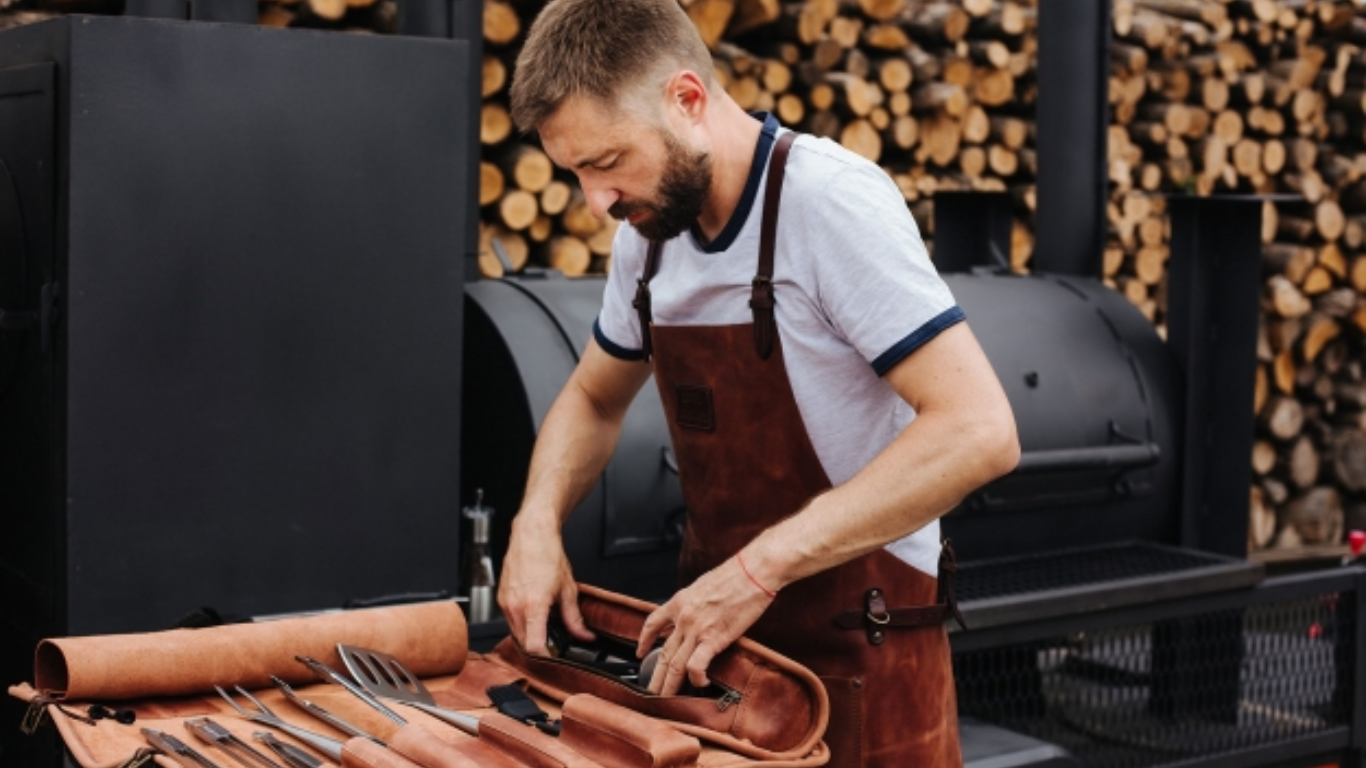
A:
609,131,712,242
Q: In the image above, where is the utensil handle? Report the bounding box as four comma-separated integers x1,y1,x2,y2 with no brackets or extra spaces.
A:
263,721,345,762
397,701,481,735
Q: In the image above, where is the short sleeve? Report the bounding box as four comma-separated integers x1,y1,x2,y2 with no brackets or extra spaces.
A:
593,224,648,360
801,162,964,376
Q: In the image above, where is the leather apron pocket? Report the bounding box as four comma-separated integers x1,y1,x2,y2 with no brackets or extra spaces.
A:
819,676,864,768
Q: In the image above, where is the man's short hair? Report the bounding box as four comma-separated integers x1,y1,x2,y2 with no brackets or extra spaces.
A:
510,0,715,133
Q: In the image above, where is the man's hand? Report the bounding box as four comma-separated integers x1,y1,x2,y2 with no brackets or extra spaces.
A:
498,514,595,655
637,555,773,695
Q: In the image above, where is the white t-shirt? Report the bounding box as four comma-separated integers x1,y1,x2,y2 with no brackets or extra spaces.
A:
594,114,963,576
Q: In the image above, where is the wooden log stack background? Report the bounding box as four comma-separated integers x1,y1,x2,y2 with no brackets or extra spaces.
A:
2,0,1365,556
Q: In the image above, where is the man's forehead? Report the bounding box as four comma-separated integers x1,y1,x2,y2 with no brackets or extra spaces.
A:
541,94,650,166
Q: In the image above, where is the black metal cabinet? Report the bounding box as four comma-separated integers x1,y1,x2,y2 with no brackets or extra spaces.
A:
0,21,471,761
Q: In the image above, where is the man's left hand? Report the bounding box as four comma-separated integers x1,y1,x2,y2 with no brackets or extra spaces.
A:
637,555,774,695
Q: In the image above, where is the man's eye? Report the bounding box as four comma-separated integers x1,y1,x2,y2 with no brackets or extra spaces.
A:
596,157,619,171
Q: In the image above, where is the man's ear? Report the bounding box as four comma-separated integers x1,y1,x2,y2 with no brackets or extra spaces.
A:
665,69,709,123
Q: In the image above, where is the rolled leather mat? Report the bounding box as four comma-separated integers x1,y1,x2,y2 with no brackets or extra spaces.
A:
35,600,467,700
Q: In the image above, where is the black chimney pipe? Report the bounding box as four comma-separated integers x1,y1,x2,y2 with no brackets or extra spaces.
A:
1033,0,1110,277
399,0,484,284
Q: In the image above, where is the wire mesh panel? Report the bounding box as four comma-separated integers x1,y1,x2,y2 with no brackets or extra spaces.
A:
954,590,1357,768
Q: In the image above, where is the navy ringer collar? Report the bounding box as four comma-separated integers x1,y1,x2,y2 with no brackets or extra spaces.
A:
688,112,780,253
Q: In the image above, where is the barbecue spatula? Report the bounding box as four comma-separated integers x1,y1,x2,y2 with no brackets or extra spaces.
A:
336,644,481,734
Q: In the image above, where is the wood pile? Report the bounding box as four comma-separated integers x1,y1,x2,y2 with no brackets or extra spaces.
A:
1089,0,1366,553
474,0,1042,277
4,0,1363,556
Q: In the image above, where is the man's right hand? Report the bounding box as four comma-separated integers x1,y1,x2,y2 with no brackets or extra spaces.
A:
497,512,596,655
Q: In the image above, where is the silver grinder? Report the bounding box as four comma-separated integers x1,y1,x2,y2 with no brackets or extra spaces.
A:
462,489,496,623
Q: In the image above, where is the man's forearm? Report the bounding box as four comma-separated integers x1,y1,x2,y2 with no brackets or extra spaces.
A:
517,382,630,530
745,394,1019,591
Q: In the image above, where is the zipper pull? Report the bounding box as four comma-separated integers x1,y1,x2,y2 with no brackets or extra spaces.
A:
716,689,742,712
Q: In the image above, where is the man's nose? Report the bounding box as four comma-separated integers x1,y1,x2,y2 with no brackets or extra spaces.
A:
582,183,620,220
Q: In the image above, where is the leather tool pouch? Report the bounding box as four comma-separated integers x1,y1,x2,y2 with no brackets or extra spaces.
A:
488,585,830,768
10,585,829,768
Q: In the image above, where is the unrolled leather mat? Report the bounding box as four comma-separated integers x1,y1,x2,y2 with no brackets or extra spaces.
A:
34,600,467,700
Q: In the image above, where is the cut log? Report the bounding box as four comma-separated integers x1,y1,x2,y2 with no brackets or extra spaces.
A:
481,103,513,145
1282,487,1344,546
1249,484,1276,550
548,236,591,277
839,119,882,161
1332,430,1366,493
1260,395,1304,440
484,0,520,45
1302,315,1341,362
912,82,966,116
876,57,913,92
1282,434,1322,489
482,55,507,98
727,0,780,36
1267,274,1313,319
1253,439,1278,475
887,114,919,149
498,144,554,193
540,180,572,217
973,67,1015,107
919,114,961,167
686,0,735,49
1316,201,1345,241
587,218,619,257
1302,267,1334,296
480,162,505,207
498,189,539,231
962,104,989,143
898,3,970,44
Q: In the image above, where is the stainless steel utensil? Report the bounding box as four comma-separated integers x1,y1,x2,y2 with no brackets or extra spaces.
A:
294,655,409,727
184,717,287,768
335,644,480,734
214,685,344,763
143,727,227,768
270,675,384,744
254,731,325,768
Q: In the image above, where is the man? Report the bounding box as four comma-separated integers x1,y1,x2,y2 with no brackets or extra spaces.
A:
498,1,1020,765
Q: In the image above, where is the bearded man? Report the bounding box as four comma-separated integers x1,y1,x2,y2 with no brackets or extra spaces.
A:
496,1,1020,765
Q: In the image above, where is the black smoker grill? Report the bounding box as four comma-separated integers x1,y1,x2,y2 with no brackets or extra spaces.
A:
459,3,1366,767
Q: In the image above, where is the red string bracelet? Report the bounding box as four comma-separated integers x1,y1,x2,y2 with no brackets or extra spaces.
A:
737,550,777,599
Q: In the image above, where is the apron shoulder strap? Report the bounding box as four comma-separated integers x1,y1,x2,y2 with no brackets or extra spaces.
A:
632,240,663,362
751,131,798,361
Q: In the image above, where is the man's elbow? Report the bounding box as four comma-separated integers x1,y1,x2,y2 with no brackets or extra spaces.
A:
974,403,1020,483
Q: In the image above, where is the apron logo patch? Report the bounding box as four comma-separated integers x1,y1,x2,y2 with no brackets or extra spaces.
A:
675,384,715,432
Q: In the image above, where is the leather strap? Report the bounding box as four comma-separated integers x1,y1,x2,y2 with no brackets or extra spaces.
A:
634,130,799,363
751,131,797,361
632,241,663,362
832,540,967,645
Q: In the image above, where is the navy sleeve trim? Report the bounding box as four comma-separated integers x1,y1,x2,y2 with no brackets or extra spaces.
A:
870,306,967,377
593,316,646,362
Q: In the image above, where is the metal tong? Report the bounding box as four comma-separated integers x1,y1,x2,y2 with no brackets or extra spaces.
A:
254,731,325,768
270,675,384,744
214,685,344,763
142,727,226,768
184,717,287,768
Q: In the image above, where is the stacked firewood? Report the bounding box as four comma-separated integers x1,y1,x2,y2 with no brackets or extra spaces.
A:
475,0,1042,277
1091,0,1366,552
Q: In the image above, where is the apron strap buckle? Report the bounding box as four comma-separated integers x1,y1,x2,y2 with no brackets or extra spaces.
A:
864,588,890,645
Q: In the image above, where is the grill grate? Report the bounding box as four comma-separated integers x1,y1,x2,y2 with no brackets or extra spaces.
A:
954,542,1239,603
954,593,1356,768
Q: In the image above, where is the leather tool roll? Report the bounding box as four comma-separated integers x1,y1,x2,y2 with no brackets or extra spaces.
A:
489,585,829,762
561,694,700,768
35,600,467,700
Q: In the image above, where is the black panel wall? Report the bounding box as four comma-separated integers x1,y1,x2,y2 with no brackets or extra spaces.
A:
0,18,470,763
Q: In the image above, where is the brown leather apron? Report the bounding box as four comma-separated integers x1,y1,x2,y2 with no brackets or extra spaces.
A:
631,132,963,768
